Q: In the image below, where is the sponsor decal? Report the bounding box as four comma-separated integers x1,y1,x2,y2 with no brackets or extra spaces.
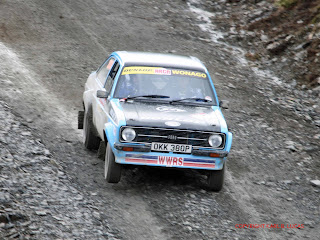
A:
139,116,202,124
205,96,212,101
156,106,186,112
109,108,117,123
158,156,183,166
124,154,215,168
183,157,215,168
167,135,177,140
98,99,107,114
165,121,181,127
154,68,171,75
125,154,158,164
99,98,106,105
235,224,304,229
106,59,115,69
172,70,207,78
121,67,171,75
191,113,207,120
113,126,117,135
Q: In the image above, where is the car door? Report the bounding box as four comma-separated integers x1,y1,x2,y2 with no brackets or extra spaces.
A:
95,60,120,139
92,57,115,137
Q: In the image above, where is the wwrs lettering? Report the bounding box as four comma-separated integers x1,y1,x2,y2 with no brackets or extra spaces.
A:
158,156,183,166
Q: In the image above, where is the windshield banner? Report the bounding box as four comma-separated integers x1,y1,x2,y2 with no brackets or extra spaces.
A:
122,66,207,78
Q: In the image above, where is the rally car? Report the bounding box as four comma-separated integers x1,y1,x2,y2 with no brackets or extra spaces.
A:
78,51,232,191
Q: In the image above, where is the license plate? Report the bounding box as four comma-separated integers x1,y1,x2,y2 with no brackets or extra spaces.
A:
151,142,192,153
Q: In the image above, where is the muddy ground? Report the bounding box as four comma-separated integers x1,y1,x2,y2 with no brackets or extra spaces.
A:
0,0,319,239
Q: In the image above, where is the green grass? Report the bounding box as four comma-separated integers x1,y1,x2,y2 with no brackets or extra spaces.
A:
311,4,320,23
276,0,298,8
311,13,320,23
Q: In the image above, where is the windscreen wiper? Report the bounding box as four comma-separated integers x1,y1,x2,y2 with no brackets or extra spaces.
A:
122,95,170,101
170,97,212,103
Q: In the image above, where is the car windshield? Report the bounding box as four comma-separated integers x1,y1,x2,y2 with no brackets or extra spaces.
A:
113,66,217,105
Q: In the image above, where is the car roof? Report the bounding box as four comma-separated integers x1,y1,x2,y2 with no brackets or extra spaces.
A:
113,51,207,72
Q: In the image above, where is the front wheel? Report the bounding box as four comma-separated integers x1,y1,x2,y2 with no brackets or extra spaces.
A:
104,142,121,183
207,164,225,192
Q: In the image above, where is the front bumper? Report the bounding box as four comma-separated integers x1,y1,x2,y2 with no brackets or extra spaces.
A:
114,143,229,157
113,143,228,170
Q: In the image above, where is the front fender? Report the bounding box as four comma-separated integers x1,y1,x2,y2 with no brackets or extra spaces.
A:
104,120,121,152
225,132,233,152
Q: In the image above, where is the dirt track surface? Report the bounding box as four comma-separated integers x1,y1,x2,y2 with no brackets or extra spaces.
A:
0,0,319,239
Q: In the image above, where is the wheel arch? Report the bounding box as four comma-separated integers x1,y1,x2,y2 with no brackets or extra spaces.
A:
103,121,118,150
103,129,108,144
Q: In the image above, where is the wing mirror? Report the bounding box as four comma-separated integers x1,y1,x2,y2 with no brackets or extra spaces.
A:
97,90,109,98
219,100,229,109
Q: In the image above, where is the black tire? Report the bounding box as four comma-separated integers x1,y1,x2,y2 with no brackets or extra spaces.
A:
97,141,106,160
78,110,84,129
104,142,121,183
83,108,100,150
207,164,225,192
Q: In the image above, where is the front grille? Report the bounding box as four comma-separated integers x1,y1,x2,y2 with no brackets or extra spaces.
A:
120,126,225,150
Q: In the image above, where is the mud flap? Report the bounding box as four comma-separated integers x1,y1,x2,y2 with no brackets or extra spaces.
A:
78,110,84,129
97,141,106,160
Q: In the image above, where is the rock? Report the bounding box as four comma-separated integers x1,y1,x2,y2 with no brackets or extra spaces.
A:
285,35,294,42
285,144,297,152
35,211,47,216
93,211,100,219
283,180,293,185
21,131,31,136
43,149,51,157
227,83,236,89
0,192,11,202
285,140,302,152
313,134,320,139
0,214,9,223
294,50,307,61
260,34,269,42
183,221,191,226
265,182,277,187
310,180,320,187
8,212,27,222
266,41,287,55
186,226,193,231
314,120,320,127
190,194,196,199
304,221,315,228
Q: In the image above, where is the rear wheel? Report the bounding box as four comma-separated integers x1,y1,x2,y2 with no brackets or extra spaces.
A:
104,142,121,183
207,164,225,192
78,110,84,129
83,108,100,150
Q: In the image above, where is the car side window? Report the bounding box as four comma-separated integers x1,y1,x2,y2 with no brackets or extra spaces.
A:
105,62,120,93
96,58,115,86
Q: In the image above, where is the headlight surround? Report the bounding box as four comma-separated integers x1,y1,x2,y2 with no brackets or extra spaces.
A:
121,128,136,141
208,134,222,148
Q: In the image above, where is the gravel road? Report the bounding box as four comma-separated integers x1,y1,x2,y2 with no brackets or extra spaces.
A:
0,0,319,239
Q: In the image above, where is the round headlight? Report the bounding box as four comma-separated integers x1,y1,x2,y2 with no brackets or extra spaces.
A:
122,128,136,141
208,135,222,148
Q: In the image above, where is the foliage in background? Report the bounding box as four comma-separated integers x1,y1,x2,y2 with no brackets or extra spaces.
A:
275,0,298,8
311,4,320,23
